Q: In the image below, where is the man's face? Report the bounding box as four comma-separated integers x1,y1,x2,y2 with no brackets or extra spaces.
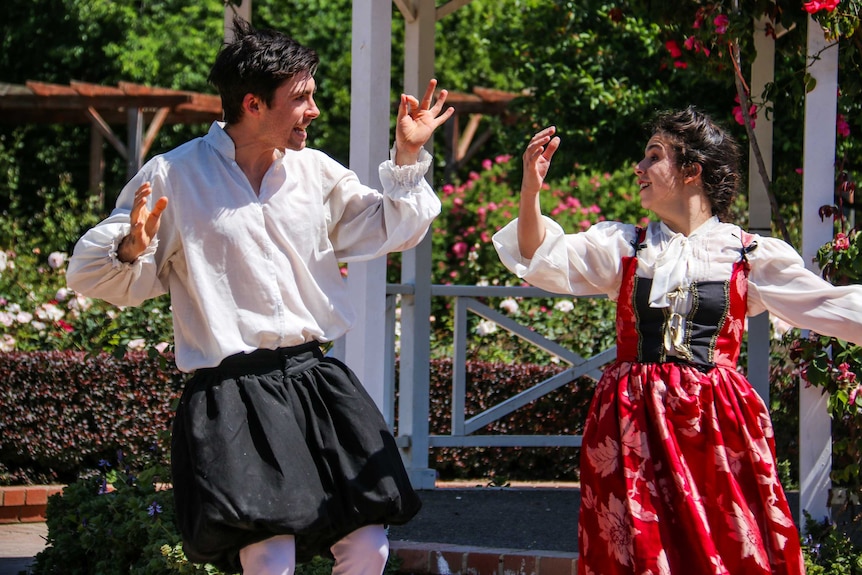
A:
260,75,320,151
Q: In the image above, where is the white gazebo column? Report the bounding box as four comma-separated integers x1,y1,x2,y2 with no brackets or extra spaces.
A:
799,15,838,530
397,0,438,489
746,17,775,404
344,1,393,415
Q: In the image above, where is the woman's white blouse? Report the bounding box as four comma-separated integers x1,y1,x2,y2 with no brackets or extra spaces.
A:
67,122,441,373
493,216,862,347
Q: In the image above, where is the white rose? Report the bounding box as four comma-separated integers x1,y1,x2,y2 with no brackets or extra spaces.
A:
36,302,65,322
55,287,71,301
127,338,147,351
475,319,498,336
15,311,33,324
0,334,16,352
48,251,67,270
499,298,519,314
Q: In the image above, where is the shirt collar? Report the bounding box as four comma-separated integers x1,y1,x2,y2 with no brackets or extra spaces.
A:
648,216,720,308
205,121,237,161
205,121,288,163
658,215,720,241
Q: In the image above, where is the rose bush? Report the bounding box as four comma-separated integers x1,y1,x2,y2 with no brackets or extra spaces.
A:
0,172,173,357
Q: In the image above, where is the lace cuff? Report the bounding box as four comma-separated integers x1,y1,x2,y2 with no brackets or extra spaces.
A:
109,232,159,269
381,146,432,188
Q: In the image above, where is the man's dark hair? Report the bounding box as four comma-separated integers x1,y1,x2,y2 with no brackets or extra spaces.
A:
208,17,319,124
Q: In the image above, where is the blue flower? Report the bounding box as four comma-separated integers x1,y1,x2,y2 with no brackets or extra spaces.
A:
98,459,111,468
98,479,109,495
147,501,163,517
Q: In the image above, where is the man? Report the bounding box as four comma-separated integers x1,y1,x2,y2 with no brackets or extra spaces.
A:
67,17,453,575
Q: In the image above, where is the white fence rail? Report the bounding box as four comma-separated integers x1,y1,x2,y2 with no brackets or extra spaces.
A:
387,284,613,479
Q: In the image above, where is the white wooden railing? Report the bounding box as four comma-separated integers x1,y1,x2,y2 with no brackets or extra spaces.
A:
386,284,613,479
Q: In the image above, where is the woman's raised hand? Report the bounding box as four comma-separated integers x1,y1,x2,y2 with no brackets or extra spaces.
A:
521,127,560,196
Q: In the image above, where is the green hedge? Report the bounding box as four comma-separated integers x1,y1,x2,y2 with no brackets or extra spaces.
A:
0,351,595,485
0,351,183,484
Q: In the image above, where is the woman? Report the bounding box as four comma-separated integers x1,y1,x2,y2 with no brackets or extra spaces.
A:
493,107,862,574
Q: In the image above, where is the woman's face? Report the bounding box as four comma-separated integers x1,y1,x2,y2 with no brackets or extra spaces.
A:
633,134,686,218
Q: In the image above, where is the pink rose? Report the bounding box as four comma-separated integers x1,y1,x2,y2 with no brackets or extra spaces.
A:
837,114,850,138
833,232,850,251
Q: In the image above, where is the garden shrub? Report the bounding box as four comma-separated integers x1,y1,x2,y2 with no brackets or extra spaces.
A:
426,358,594,483
29,451,402,575
0,352,598,486
0,351,182,485
801,512,862,574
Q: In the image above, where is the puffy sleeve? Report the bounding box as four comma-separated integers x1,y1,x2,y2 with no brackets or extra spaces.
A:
492,218,636,299
748,236,862,345
321,147,442,261
66,167,171,307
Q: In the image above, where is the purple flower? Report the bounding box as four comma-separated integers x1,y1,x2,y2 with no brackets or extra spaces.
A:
147,501,163,516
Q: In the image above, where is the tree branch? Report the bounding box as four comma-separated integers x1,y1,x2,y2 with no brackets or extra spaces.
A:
728,40,792,244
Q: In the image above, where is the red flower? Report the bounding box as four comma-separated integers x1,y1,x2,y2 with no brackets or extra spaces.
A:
713,14,730,34
665,40,683,59
837,114,850,138
833,232,850,252
452,241,468,259
732,95,757,128
803,0,840,14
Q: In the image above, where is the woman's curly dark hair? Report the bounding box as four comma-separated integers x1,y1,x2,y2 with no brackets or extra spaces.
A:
648,107,741,221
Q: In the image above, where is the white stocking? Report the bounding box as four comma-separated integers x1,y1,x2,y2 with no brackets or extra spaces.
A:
330,525,389,575
239,534,296,575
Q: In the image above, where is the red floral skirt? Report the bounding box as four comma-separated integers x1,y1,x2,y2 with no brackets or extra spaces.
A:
577,361,804,574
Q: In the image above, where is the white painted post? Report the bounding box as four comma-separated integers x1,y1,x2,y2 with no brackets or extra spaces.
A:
746,17,775,404
223,0,252,42
799,15,838,530
345,1,393,416
398,0,438,489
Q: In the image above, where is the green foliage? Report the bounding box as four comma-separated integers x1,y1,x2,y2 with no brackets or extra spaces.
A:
0,171,173,356
801,512,862,574
788,191,862,549
28,453,209,575
32,452,405,574
424,151,648,364
467,1,732,178
103,1,223,90
0,351,182,485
